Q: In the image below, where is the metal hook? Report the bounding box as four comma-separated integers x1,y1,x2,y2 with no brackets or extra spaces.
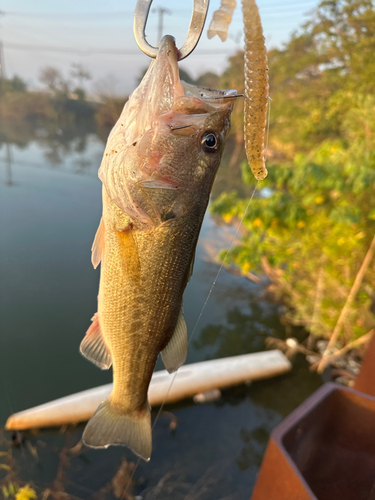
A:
133,0,210,61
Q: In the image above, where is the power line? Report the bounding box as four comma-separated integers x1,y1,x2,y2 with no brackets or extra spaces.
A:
3,10,135,19
4,42,238,56
0,11,6,79
0,41,5,78
2,2,318,19
0,1,318,73
4,1,317,23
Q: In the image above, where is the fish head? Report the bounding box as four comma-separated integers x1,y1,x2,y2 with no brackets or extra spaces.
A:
162,81,238,187
99,36,237,228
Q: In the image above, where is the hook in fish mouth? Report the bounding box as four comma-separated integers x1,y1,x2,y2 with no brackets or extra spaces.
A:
169,95,244,131
206,94,245,100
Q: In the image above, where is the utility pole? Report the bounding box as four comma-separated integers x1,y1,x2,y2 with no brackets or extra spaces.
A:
152,6,171,44
0,10,11,187
5,142,13,186
0,41,5,80
0,11,5,79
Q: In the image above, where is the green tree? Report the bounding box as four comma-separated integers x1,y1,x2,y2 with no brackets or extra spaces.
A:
39,66,69,95
211,0,375,349
70,62,91,96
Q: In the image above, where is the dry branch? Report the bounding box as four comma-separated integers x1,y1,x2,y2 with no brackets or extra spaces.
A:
308,264,325,349
311,329,374,371
317,235,375,373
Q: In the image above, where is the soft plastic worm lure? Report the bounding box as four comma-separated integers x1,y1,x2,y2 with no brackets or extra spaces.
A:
207,0,237,42
242,0,269,180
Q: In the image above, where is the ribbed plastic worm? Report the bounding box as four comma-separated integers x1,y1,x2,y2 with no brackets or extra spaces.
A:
207,0,237,42
242,0,269,180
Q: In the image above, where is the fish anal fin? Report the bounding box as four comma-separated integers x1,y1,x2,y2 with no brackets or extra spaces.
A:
116,229,141,284
91,218,105,269
82,398,152,461
161,307,187,373
80,313,112,370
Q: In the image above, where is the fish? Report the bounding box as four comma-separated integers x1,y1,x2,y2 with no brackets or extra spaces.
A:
80,35,237,461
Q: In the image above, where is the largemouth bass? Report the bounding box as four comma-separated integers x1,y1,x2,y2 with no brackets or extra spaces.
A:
80,35,237,461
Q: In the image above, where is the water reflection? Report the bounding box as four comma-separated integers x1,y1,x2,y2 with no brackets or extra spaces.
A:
44,143,63,166
0,131,104,185
4,143,13,186
0,120,253,200
0,114,103,187
250,354,322,418
193,303,282,359
237,426,270,470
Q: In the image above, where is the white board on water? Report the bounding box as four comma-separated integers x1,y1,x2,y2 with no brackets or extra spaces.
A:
5,350,291,431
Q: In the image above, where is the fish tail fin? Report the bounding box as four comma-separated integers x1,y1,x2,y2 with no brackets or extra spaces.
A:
82,398,152,461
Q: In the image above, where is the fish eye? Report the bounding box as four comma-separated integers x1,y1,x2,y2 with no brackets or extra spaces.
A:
201,131,220,154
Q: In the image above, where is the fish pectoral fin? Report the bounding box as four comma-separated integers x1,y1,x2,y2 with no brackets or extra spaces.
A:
80,313,112,370
91,217,105,269
82,398,152,461
161,307,188,373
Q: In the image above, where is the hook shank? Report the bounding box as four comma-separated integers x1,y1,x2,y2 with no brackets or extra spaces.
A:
134,0,210,61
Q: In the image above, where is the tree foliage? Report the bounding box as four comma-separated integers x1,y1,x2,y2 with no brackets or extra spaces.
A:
211,0,375,346
0,75,27,93
70,63,91,89
39,66,69,94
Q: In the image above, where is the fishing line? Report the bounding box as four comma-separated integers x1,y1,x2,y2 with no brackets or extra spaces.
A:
188,180,260,345
265,97,272,157
155,180,260,418
121,181,261,499
66,478,105,496
125,55,271,500
121,456,141,500
145,98,271,484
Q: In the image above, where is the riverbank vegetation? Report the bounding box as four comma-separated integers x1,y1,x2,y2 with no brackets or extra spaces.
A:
0,65,127,146
211,0,375,357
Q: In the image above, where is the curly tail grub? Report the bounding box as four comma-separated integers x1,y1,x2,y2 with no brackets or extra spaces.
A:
242,0,269,180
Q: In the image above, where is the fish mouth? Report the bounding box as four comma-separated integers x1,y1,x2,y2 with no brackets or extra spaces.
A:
140,35,184,115
155,36,238,113
122,35,182,145
122,35,237,145
182,81,238,108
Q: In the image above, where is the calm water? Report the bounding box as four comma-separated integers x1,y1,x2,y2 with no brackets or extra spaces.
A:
0,134,321,499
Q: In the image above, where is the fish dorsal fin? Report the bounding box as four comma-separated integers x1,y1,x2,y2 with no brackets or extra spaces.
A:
161,307,187,373
91,218,105,269
80,313,112,370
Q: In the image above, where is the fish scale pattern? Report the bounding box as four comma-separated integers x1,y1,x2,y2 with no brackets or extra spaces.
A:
100,192,209,412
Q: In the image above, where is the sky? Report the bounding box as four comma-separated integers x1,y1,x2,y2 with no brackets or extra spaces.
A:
0,0,319,95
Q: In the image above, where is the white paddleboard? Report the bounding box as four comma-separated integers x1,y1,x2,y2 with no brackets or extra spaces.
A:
5,350,291,430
